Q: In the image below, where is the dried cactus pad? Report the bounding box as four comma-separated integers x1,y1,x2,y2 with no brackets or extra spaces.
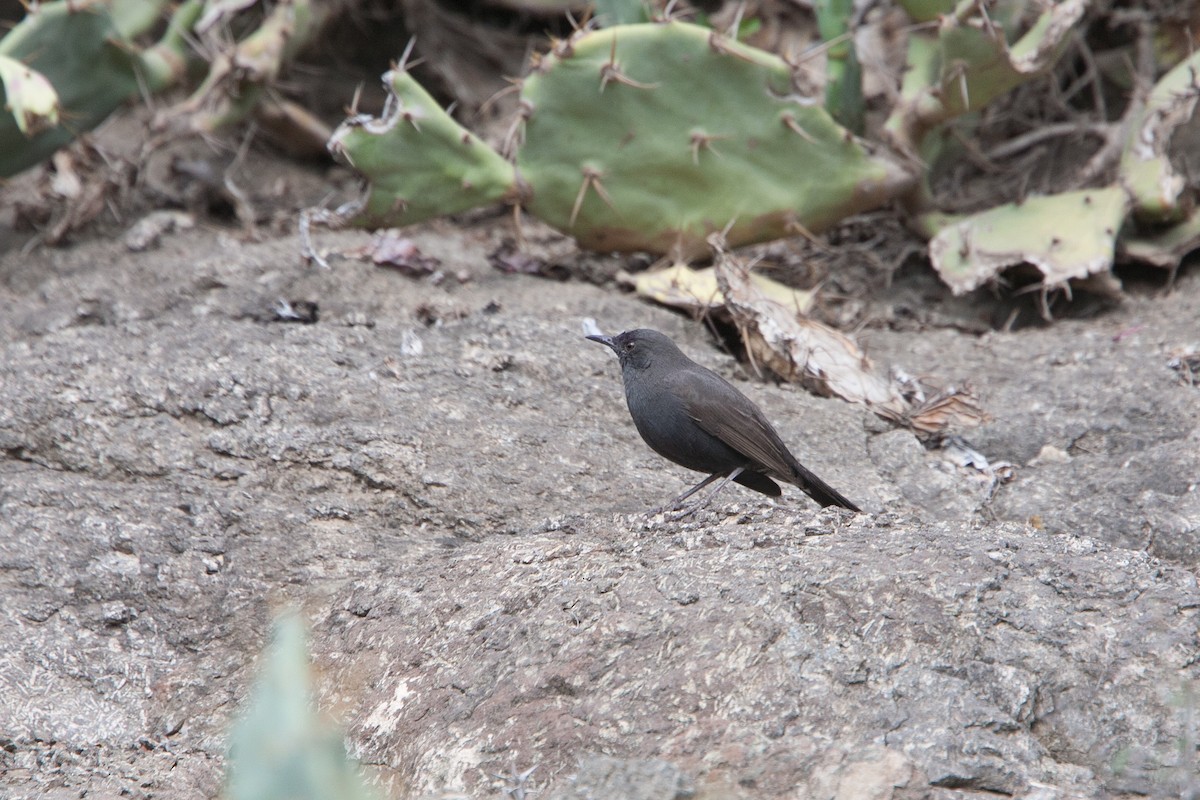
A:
517,21,906,257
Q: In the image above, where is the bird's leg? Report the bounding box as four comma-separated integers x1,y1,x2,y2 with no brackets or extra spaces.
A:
658,467,745,519
670,472,724,507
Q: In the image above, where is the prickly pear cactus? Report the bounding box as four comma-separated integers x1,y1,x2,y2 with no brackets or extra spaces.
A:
0,0,199,178
0,1,143,177
884,0,1085,155
328,21,909,259
328,68,516,228
515,21,904,256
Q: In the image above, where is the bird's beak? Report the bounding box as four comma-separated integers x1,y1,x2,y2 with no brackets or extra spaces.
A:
586,333,618,352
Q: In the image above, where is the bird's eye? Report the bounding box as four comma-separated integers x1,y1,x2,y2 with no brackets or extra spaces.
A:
624,342,635,351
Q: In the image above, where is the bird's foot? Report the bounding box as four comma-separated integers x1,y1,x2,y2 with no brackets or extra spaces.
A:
646,468,744,521
644,494,719,522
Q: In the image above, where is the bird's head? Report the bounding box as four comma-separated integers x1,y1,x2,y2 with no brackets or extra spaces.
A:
586,328,682,371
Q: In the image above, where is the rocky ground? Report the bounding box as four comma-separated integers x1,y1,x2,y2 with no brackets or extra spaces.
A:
1,178,1199,798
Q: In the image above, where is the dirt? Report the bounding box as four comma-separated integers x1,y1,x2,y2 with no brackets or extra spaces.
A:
1,136,1199,800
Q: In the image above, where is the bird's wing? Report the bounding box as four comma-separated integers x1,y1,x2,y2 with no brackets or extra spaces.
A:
666,364,861,510
667,367,796,478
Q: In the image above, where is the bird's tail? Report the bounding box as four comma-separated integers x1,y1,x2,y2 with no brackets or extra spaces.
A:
790,462,860,511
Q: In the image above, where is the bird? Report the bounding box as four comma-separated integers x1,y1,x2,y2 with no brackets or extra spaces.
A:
587,328,860,512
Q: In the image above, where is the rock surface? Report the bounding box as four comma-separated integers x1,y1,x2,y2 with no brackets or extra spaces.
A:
1,218,1199,799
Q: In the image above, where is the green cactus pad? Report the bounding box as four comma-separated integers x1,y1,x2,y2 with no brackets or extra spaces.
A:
896,0,955,24
816,0,864,134
928,188,1129,295
328,69,516,228
0,1,145,177
0,0,201,178
517,21,905,257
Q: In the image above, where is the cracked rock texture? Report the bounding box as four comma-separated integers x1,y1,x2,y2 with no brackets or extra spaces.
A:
1,217,1199,799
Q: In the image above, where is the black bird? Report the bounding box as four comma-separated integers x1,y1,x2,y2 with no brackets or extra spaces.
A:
588,328,860,512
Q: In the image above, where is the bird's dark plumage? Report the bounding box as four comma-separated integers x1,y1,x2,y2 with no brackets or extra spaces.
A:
588,328,860,511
